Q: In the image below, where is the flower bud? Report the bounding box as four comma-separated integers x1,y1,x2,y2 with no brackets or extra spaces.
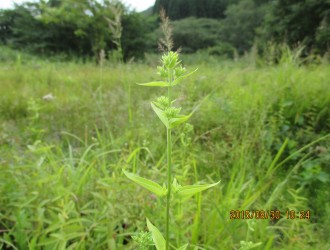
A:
161,51,180,69
155,96,170,109
157,66,168,78
164,106,181,119
174,65,186,78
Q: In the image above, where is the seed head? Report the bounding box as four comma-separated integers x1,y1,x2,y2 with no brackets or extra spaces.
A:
158,8,173,52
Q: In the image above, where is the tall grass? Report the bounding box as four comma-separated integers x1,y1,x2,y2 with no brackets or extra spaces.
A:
0,46,329,249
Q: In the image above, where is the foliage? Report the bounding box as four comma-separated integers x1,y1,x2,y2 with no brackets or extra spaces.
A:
263,0,330,54
157,1,267,55
220,0,266,54
0,0,156,61
171,17,223,53
0,4,57,52
206,42,236,58
153,0,230,20
1,0,329,60
0,46,329,249
121,13,158,60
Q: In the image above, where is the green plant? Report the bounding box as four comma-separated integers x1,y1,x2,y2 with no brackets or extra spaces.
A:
123,17,219,249
123,50,219,250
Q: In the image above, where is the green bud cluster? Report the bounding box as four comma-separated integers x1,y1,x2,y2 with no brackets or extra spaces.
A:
164,106,181,119
157,52,186,80
174,65,186,78
157,66,168,78
155,96,171,110
161,51,180,69
132,231,153,250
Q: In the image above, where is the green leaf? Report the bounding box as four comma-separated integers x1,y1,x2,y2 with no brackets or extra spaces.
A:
123,170,167,197
172,68,198,86
137,81,169,87
146,218,166,250
176,181,220,199
169,114,192,128
177,243,188,250
151,102,169,128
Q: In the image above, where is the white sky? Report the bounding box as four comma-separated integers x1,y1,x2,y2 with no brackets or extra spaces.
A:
0,0,155,12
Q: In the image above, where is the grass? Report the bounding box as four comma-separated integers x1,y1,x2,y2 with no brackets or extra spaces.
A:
0,46,329,249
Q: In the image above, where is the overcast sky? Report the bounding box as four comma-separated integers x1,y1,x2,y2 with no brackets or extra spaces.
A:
0,0,155,12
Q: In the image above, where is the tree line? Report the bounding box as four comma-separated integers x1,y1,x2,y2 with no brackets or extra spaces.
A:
0,0,329,61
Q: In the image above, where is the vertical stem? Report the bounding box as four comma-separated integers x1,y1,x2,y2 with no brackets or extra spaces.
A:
166,69,173,250
166,127,172,250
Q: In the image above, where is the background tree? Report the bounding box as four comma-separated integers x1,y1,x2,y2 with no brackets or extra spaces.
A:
40,0,117,61
220,0,267,54
1,0,329,60
170,17,223,53
263,0,330,54
153,0,230,20
122,13,158,60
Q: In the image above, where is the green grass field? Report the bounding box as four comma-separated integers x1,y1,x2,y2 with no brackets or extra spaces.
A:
1,46,329,249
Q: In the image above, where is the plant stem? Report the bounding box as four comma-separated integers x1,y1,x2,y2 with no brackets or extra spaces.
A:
166,69,173,250
166,127,172,250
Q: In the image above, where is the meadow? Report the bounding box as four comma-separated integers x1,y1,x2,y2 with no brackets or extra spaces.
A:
0,46,329,249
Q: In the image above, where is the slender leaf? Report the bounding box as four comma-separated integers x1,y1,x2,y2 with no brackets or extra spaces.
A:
146,218,166,250
169,114,192,128
151,102,169,128
266,138,288,176
172,68,198,86
137,81,169,87
176,181,220,199
123,170,167,197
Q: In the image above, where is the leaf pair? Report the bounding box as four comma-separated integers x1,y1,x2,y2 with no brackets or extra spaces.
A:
123,170,220,199
151,102,191,129
137,68,198,87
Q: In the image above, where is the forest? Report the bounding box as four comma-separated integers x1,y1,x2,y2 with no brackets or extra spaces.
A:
1,0,329,60
0,0,329,249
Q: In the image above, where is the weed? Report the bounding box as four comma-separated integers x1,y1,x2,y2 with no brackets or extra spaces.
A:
123,13,219,249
